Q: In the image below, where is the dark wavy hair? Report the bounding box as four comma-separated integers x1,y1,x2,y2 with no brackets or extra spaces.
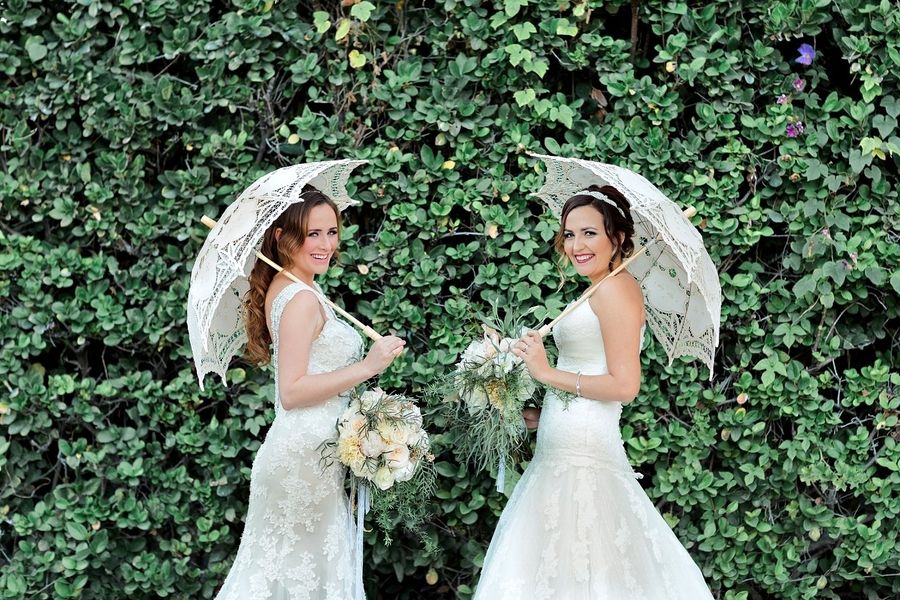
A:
243,186,339,366
554,184,635,278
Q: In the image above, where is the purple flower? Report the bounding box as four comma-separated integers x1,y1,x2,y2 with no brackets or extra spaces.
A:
786,121,805,138
776,94,789,105
795,44,816,65
792,78,806,92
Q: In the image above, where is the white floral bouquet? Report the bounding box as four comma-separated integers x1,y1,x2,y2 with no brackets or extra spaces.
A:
321,387,435,550
445,324,539,490
332,387,433,491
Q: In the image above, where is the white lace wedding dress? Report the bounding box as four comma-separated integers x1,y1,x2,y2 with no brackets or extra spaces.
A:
216,282,364,600
474,300,714,600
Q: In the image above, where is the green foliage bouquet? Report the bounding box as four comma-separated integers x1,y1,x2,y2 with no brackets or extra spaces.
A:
441,312,542,491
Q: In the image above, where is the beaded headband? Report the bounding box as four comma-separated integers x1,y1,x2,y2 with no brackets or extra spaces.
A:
576,190,627,220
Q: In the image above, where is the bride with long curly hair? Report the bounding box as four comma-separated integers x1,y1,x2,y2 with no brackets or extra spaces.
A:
215,186,405,600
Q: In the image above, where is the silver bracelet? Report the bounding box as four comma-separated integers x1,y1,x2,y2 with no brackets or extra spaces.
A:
575,371,582,397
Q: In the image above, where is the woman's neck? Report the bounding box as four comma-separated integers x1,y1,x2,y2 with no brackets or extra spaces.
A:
587,259,623,286
278,268,315,287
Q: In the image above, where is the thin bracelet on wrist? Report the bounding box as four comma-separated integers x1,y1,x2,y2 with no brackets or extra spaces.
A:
575,371,582,397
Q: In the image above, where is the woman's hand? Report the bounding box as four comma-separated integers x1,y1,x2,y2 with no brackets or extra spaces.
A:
511,330,551,383
522,407,541,430
362,335,406,376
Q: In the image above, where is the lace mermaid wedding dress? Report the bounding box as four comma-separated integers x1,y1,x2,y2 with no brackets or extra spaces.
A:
474,300,714,600
216,282,364,600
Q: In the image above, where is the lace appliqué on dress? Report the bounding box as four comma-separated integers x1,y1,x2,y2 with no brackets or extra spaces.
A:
215,282,364,600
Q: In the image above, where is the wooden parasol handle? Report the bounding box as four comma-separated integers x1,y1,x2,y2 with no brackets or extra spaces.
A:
201,215,382,341
537,205,697,337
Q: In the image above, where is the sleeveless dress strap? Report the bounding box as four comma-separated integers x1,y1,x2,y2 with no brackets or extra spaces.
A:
270,281,332,336
311,282,337,320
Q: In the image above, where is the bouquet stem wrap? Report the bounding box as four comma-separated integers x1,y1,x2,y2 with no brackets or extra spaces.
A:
496,454,506,493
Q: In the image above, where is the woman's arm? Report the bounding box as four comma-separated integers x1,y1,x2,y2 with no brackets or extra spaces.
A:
515,275,644,404
275,291,405,410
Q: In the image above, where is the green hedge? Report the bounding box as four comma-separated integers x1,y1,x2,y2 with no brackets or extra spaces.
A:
2,0,898,598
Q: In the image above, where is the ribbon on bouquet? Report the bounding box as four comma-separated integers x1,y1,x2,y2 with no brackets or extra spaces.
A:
496,453,506,493
352,482,370,600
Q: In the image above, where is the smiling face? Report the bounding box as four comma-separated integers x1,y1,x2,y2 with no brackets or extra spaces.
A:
287,203,339,280
563,205,620,283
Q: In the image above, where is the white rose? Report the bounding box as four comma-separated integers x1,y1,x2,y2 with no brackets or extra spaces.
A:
394,460,418,483
378,423,410,446
384,443,410,469
340,414,366,436
359,430,386,458
482,336,498,360
406,427,426,447
460,340,487,366
359,389,383,411
372,465,395,491
351,459,376,479
402,403,423,427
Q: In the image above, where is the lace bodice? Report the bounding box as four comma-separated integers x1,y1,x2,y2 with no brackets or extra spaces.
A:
270,282,363,418
536,300,645,472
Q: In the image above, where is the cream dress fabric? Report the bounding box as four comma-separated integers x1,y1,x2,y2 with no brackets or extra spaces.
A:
216,282,363,600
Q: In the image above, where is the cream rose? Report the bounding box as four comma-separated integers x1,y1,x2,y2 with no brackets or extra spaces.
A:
359,430,386,458
384,443,410,469
394,460,417,483
372,465,395,491
359,388,383,411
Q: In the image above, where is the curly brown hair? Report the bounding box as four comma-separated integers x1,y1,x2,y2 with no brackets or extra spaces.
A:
554,184,635,279
243,186,340,366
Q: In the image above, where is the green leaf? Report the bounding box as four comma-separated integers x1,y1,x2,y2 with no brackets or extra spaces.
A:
514,88,536,107
348,50,367,69
865,266,886,286
804,159,827,181
335,18,351,41
434,461,458,478
350,1,375,22
313,11,331,34
25,36,48,62
821,92,841,112
504,44,530,67
525,58,548,78
66,522,89,541
793,275,817,299
78,162,91,184
504,0,528,17
555,19,578,36
511,22,537,42
882,95,900,119
872,115,896,138
848,149,873,174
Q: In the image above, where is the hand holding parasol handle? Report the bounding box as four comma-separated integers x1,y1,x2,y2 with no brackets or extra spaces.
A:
537,206,698,338
200,215,383,341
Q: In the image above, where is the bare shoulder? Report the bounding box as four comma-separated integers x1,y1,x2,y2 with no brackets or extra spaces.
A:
588,273,645,325
279,288,322,321
265,283,323,333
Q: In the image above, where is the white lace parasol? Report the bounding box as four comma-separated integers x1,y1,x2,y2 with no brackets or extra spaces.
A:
529,152,721,379
187,159,367,389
